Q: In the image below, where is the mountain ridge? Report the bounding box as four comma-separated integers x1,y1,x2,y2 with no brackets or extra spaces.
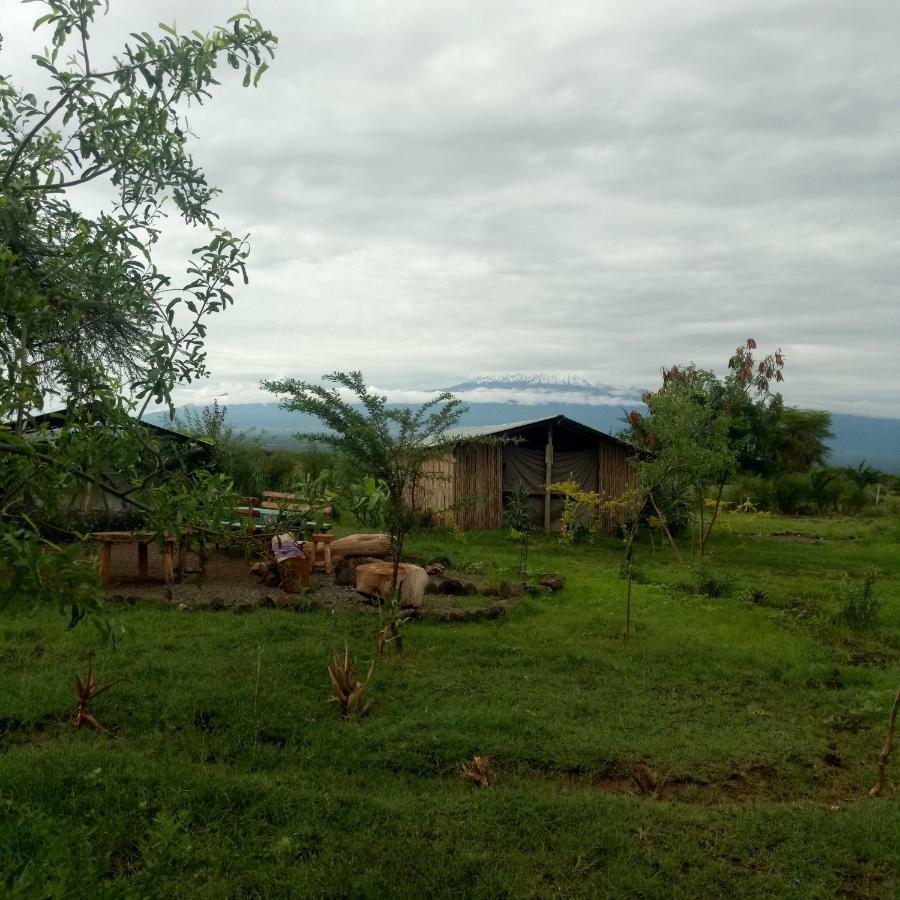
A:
153,402,900,474
152,374,899,471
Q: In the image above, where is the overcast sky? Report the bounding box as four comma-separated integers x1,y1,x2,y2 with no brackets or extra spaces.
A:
5,0,900,415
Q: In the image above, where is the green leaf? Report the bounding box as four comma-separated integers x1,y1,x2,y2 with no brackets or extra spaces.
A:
242,64,251,88
253,62,268,86
159,22,177,37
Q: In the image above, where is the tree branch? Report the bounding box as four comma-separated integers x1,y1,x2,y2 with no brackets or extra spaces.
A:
1,92,72,188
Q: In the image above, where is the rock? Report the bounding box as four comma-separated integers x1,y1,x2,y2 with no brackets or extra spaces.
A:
525,583,551,596
499,581,524,599
428,555,453,569
481,586,499,597
334,555,381,587
425,562,446,576
425,575,479,596
333,556,356,587
233,601,255,614
438,576,467,596
276,594,299,610
177,602,189,612
539,573,565,592
209,599,225,611
256,595,276,609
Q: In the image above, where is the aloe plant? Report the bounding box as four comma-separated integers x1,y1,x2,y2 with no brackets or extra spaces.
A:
328,645,373,718
461,755,495,788
74,654,125,735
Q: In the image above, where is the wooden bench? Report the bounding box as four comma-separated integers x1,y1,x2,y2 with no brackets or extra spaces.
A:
91,531,183,586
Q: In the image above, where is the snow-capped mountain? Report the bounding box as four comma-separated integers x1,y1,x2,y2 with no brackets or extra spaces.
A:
152,373,900,471
441,373,646,406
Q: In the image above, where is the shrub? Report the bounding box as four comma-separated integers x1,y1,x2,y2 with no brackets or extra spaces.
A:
834,570,881,629
737,586,769,606
646,481,693,537
771,473,814,515
693,559,733,597
725,474,775,513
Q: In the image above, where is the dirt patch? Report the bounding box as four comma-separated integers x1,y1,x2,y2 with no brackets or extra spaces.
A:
102,547,512,620
766,532,823,543
0,714,62,748
532,760,867,805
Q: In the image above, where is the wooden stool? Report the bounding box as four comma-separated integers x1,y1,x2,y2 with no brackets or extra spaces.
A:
310,533,336,573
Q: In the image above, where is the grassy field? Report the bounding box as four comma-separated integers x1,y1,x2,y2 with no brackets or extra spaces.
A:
1,514,899,898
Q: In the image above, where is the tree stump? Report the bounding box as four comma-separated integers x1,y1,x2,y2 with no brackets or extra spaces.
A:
355,562,427,608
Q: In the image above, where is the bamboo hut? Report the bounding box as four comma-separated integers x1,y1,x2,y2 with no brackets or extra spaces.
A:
416,415,635,532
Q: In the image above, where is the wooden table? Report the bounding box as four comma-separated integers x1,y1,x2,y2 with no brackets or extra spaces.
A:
91,531,179,585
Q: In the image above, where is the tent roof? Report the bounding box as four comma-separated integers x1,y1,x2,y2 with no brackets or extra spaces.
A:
13,408,206,444
442,415,633,449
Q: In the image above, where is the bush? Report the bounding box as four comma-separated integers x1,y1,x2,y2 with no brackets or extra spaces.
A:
834,569,881,629
771,473,814,515
736,586,769,606
693,559,733,597
646,482,693,537
725,474,775,512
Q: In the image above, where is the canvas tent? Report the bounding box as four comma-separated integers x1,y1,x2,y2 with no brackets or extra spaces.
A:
415,415,635,532
14,408,211,514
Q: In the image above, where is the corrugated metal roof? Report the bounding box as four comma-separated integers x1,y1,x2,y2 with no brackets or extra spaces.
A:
13,408,210,444
438,414,634,449
441,419,551,441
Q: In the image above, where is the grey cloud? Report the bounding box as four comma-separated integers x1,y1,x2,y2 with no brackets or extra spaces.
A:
4,0,899,414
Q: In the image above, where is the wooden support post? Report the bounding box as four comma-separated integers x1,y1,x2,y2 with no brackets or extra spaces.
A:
544,425,554,533
98,542,111,586
137,542,149,580
161,539,175,584
177,536,187,580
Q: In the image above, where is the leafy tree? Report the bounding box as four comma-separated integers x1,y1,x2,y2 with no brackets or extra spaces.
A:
0,2,277,620
772,408,833,473
264,371,465,591
2,4,275,419
844,461,880,509
628,340,785,555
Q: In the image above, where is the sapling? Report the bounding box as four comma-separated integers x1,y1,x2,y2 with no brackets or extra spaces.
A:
870,687,900,798
503,482,534,578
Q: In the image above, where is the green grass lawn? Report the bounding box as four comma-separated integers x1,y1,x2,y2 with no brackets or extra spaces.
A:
2,514,899,898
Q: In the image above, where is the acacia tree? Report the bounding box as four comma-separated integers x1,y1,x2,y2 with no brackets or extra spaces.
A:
0,2,277,619
264,371,465,591
627,340,785,555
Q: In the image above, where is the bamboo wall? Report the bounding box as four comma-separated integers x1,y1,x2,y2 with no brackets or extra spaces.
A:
597,435,638,532
411,453,455,524
453,442,503,530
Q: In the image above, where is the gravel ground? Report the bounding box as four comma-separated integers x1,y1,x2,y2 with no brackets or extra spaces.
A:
102,545,516,620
